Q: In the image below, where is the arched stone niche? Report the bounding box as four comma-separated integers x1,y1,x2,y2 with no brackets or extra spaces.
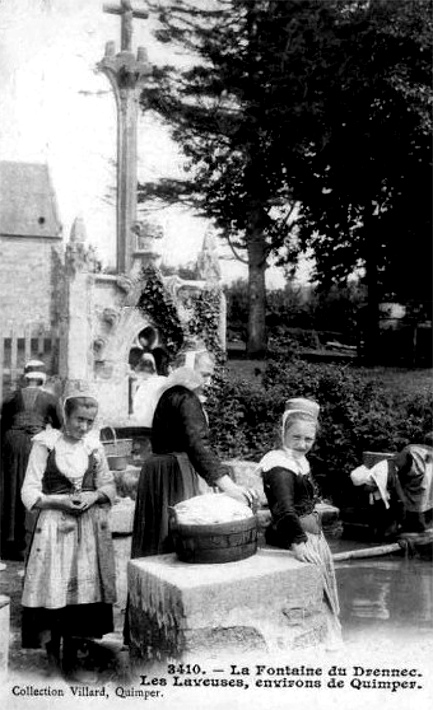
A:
60,220,226,426
93,306,157,424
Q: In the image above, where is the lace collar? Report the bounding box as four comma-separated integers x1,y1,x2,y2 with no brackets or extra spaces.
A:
256,447,310,476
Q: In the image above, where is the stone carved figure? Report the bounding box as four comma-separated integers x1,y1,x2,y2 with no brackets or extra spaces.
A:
196,228,222,284
132,219,163,250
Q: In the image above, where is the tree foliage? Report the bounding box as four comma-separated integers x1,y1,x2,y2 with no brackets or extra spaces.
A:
290,0,433,308
140,0,321,355
225,278,366,343
139,0,432,358
141,0,300,241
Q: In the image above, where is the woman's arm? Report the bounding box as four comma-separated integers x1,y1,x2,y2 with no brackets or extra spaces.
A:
180,392,253,504
71,443,116,512
21,442,80,514
214,473,256,506
21,441,50,511
93,444,116,504
176,390,224,486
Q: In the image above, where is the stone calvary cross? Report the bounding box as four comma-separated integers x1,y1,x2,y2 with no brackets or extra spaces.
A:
98,0,152,274
103,0,148,51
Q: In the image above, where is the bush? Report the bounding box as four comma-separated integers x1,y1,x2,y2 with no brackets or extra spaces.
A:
206,371,284,459
206,358,433,505
268,327,320,352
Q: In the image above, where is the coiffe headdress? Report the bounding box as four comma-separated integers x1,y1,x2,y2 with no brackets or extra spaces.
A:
282,398,320,439
256,396,320,478
24,359,47,383
285,398,320,419
164,366,203,392
62,380,99,409
350,462,391,509
168,341,212,397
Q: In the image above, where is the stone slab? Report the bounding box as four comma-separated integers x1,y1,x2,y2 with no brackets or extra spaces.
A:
113,534,132,616
109,498,135,619
109,496,135,534
128,547,327,661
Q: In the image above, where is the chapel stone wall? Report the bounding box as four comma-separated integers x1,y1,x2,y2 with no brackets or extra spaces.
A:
0,238,63,331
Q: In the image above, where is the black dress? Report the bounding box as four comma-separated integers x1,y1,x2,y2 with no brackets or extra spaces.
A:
1,387,63,557
130,385,225,558
262,465,321,547
261,460,340,622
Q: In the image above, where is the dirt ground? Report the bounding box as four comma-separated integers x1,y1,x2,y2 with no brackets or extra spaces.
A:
0,559,131,682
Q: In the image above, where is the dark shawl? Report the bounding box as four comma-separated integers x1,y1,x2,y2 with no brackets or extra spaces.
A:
151,384,226,486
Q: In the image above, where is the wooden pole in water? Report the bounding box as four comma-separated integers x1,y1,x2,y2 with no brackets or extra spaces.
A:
333,542,402,561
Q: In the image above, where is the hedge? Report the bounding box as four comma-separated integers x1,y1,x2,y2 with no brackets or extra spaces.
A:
206,359,433,506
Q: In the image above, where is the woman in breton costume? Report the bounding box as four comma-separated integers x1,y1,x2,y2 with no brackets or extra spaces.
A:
257,397,342,649
124,346,254,645
130,346,253,557
20,390,116,679
1,360,62,560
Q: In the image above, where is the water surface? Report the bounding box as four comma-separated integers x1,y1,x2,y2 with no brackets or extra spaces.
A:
331,542,433,649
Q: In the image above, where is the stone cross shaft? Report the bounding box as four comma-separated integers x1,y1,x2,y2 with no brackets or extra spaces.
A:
103,0,148,51
99,1,152,274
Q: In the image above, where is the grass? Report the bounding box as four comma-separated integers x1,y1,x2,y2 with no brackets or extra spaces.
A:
226,358,433,398
348,366,432,396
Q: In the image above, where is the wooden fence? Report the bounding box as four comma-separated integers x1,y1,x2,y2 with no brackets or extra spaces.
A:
0,323,60,405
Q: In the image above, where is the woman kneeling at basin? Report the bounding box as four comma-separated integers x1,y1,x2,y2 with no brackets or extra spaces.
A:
257,397,342,649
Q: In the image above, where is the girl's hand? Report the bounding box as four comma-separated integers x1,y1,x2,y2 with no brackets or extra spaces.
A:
291,541,321,565
36,495,82,515
70,491,100,512
59,496,88,515
291,542,310,562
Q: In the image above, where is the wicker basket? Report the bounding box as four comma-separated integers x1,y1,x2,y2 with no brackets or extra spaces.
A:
170,515,258,564
100,426,133,470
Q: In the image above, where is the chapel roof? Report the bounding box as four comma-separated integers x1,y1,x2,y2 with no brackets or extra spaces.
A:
0,161,62,239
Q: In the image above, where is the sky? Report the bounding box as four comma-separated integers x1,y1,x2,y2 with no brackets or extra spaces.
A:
0,0,312,287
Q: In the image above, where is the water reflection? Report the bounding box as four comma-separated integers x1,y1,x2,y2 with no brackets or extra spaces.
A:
352,578,390,620
335,556,433,639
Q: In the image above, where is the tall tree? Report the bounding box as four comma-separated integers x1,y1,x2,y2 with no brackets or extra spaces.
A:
139,0,329,356
139,0,432,359
287,0,433,357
